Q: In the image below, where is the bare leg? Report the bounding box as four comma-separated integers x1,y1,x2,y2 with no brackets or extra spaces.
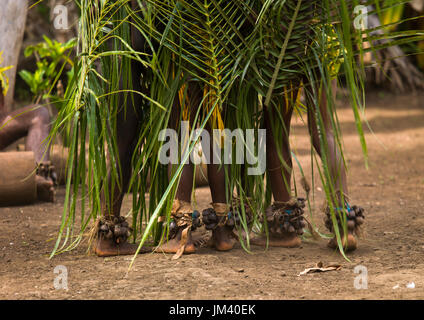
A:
307,80,348,199
252,97,304,248
206,128,235,251
306,79,357,251
156,83,199,255
94,58,145,257
265,106,293,203
0,105,55,201
159,82,233,253
168,162,195,205
157,162,197,254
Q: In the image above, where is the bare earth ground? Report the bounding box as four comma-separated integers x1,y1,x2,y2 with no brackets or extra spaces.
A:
0,91,423,300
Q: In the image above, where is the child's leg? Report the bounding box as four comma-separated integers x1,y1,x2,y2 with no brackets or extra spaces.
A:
204,131,235,251
157,162,197,255
95,59,144,257
252,88,306,248
265,105,293,204
156,82,202,256
306,79,364,251
307,79,348,201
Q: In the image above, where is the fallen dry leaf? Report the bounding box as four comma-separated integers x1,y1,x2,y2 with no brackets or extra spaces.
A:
298,262,342,276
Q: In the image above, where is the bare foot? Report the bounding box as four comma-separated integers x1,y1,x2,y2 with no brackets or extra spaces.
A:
327,233,357,252
324,204,364,252
35,175,55,202
155,228,196,254
94,236,140,257
211,226,235,251
251,232,301,248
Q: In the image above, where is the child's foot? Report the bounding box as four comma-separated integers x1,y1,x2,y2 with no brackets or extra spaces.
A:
156,200,199,259
94,216,152,257
94,236,140,256
327,233,357,252
324,203,365,252
156,227,196,254
251,232,301,248
211,226,235,251
252,199,306,248
203,200,256,251
203,203,242,252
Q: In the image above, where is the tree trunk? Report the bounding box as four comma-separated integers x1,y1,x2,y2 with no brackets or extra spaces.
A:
0,0,28,111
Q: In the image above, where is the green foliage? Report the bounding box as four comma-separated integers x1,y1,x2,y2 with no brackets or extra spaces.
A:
47,0,424,265
381,0,406,31
0,51,13,96
19,35,76,103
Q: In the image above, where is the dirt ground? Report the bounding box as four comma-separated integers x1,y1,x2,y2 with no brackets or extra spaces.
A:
1,91,423,300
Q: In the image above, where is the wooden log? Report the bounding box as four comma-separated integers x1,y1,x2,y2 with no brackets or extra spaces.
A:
17,144,70,185
0,151,37,206
50,145,69,185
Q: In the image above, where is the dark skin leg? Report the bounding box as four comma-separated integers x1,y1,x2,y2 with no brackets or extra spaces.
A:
94,105,142,256
158,82,232,252
253,80,355,250
94,58,145,257
159,134,233,253
307,80,348,199
252,92,302,248
94,6,157,256
156,162,197,254
307,79,356,251
156,83,198,254
0,104,55,201
206,133,235,251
